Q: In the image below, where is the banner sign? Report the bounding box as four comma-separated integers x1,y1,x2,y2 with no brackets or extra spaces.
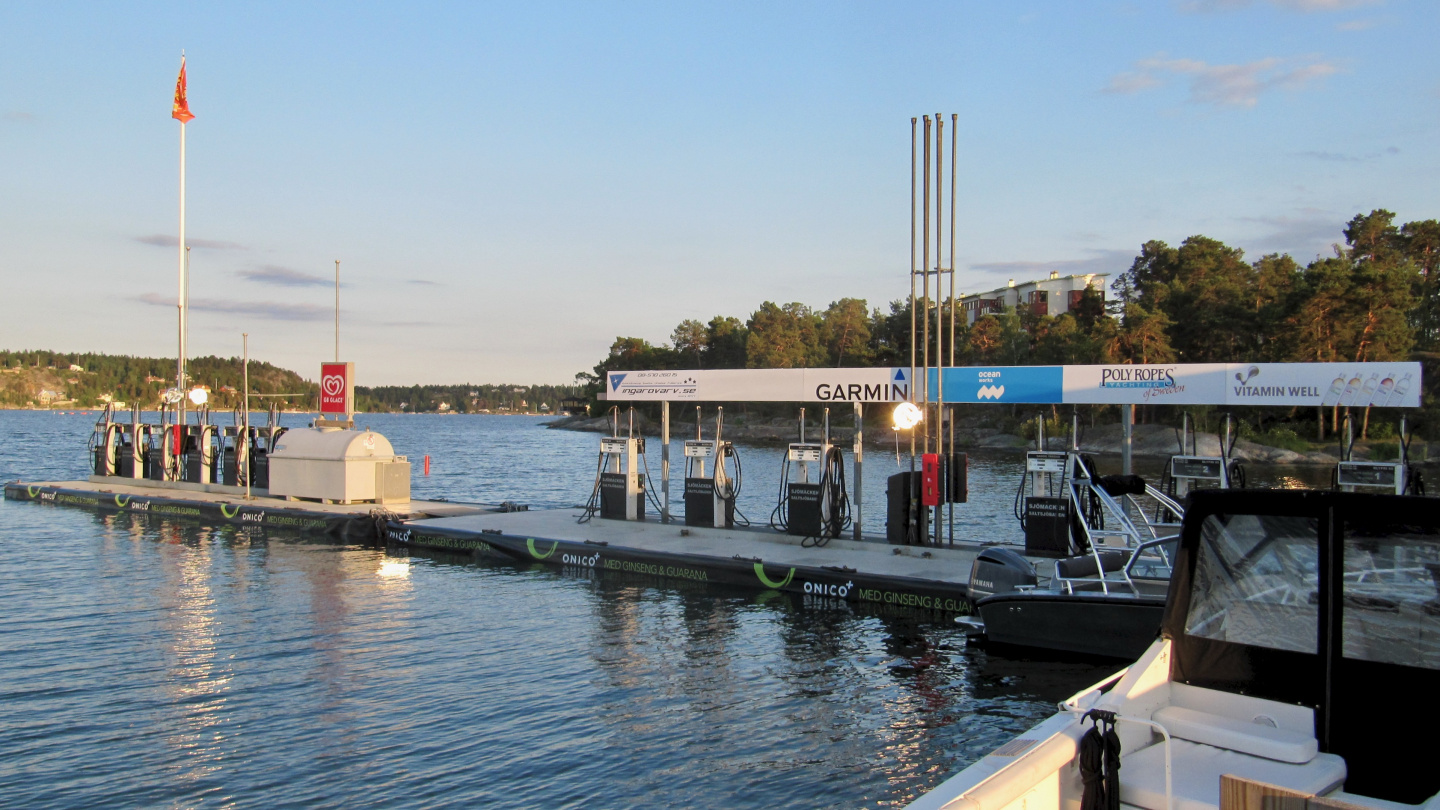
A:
606,362,1420,407
605,368,912,403
931,362,1420,408
320,362,355,416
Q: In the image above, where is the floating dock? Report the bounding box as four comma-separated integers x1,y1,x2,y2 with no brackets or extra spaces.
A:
4,477,1028,614
4,477,488,541
389,509,1002,614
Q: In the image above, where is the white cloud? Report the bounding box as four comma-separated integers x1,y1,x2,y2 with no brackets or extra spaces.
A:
1104,54,1340,107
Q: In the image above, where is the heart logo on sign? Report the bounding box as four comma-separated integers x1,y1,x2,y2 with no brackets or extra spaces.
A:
322,374,345,397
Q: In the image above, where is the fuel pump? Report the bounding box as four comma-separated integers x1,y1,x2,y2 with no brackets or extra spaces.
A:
1163,413,1242,502
581,407,646,522
683,407,741,528
1012,414,1073,556
1335,415,1420,494
185,405,219,484
771,408,850,544
89,404,123,477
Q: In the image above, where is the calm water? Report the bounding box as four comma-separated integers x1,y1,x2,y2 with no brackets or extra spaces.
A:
0,410,1325,809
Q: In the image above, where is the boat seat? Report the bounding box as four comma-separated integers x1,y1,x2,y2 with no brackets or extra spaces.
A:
1121,738,1346,810
1153,705,1317,764
1054,550,1128,579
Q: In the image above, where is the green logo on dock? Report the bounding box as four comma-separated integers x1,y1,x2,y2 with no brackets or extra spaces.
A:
27,486,40,498
753,562,794,589
220,503,240,519
527,538,558,560
114,494,130,508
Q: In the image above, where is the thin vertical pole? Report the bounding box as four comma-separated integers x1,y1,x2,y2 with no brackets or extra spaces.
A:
909,118,917,477
661,400,670,523
921,116,931,457
949,113,958,545
177,116,187,429
1122,404,1134,476
853,402,863,541
909,117,917,413
243,333,251,500
933,114,943,544
334,259,340,361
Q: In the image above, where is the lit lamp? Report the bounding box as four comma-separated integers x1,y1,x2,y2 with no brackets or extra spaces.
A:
188,387,208,406
892,401,923,430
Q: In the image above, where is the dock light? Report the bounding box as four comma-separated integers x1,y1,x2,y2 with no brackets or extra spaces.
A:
161,388,185,405
188,387,208,406
892,402,923,430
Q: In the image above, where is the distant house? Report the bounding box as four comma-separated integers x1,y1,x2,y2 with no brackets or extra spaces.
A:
39,389,60,404
959,271,1108,326
69,364,84,372
145,375,167,383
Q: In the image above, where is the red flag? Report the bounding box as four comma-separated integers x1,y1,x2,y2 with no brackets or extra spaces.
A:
172,57,194,123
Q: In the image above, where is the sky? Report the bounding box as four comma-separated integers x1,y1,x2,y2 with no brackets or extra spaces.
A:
1,0,1437,386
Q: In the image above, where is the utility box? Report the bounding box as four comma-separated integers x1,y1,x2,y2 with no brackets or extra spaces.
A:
267,428,411,504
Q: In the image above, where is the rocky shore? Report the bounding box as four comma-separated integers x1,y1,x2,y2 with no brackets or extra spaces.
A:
547,414,1434,466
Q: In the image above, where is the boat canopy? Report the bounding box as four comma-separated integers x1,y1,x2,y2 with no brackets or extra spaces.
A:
1163,489,1440,804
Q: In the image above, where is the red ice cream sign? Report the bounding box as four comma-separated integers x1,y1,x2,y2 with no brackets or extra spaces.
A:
320,362,354,415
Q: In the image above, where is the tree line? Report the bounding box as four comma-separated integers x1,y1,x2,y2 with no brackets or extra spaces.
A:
0,350,582,416
579,210,1439,438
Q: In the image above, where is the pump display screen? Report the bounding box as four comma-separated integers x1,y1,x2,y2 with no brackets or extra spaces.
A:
1026,452,1067,473
1337,462,1399,487
1172,456,1224,480
683,441,715,459
788,443,823,462
600,437,631,455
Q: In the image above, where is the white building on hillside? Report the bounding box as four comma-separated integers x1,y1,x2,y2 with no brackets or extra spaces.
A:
959,271,1108,325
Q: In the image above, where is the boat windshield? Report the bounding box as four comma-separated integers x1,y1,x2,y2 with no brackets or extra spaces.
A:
1184,513,1320,654
1341,520,1440,669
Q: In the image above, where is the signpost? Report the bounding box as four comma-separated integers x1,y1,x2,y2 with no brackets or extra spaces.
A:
319,361,354,427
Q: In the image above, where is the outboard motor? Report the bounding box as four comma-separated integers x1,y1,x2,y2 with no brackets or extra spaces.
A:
967,547,1038,607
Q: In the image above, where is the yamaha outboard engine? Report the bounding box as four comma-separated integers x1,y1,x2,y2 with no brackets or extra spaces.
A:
967,547,1038,607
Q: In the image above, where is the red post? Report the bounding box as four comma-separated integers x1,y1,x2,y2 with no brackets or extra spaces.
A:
921,453,941,506
424,455,430,476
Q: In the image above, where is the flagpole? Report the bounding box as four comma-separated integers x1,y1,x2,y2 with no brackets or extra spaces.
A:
176,58,188,427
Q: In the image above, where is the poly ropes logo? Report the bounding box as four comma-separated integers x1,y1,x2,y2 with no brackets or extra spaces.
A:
322,374,345,397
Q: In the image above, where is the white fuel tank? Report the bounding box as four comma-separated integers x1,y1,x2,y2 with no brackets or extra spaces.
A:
267,427,410,504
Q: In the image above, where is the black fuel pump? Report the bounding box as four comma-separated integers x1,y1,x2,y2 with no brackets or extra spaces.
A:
581,407,648,522
771,408,850,546
683,407,743,528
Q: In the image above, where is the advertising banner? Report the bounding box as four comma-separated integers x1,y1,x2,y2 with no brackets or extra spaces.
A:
606,362,1420,407
605,368,912,403
932,366,1064,405
1221,362,1420,409
320,362,354,416
1061,364,1228,405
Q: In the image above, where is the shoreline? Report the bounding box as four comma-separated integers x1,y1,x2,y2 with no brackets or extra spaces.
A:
545,414,1436,466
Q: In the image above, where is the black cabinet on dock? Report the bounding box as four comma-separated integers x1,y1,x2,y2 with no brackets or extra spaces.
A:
886,471,928,545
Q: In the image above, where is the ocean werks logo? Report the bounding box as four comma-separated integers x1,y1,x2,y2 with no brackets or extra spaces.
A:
977,385,1005,400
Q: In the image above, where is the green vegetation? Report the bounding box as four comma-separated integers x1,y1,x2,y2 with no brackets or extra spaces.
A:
0,350,315,411
582,210,1439,441
0,350,581,415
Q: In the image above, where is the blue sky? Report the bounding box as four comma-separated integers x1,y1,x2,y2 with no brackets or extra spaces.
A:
2,0,1436,385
